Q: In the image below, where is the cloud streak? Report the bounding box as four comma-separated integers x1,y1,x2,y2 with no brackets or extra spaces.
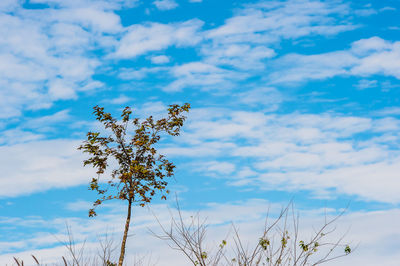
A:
268,37,400,84
0,140,93,197
164,108,400,203
114,19,204,58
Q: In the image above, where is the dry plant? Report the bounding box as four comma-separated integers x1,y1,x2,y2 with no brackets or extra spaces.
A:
97,232,118,266
11,226,119,266
151,205,226,266
153,202,353,266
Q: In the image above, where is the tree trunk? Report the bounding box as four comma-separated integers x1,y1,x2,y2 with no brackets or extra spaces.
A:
118,197,132,266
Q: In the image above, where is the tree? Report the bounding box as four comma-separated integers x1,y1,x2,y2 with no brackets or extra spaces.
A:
78,103,190,266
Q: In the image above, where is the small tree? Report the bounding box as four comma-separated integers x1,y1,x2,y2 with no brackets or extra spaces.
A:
78,103,190,266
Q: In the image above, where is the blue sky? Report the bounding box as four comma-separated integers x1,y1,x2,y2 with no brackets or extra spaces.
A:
1,0,400,264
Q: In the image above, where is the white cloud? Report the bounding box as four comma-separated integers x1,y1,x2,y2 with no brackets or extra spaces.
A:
268,51,357,84
0,2,113,119
47,7,123,33
115,0,360,91
118,66,167,80
65,200,93,211
355,79,377,90
351,42,400,79
351,36,393,55
23,110,71,131
107,94,133,105
150,55,170,64
253,153,400,202
0,129,44,145
1,200,400,266
268,37,400,84
380,6,396,12
47,78,78,100
374,107,400,116
0,0,21,12
207,0,354,43
173,62,222,76
331,209,400,266
111,0,360,91
29,0,138,9
372,117,400,132
153,0,178,11
161,141,236,157
0,200,274,263
162,107,400,203
48,23,91,53
234,87,282,111
193,161,236,177
158,0,357,92
202,43,276,70
354,8,377,17
0,140,94,197
114,19,203,58
183,111,373,144
165,62,248,91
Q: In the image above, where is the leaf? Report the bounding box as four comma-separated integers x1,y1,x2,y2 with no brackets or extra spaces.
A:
345,245,351,254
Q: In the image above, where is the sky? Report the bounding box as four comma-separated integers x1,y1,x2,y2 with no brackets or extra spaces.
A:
0,0,400,265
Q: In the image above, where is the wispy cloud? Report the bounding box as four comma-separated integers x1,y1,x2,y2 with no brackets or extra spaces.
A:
268,37,400,84
201,43,276,70
150,55,170,64
153,0,357,91
0,140,93,197
153,0,178,11
0,2,114,119
1,200,400,265
268,51,357,84
162,107,400,203
113,19,203,58
351,38,400,78
207,0,354,42
165,62,248,91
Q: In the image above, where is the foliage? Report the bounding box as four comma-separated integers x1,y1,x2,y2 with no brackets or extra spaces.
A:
78,103,190,266
78,104,190,215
